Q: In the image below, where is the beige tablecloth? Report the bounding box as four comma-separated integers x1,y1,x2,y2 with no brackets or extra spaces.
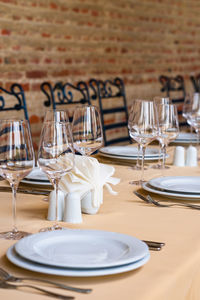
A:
0,147,200,300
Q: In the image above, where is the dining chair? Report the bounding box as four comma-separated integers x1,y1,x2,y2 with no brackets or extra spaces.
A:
89,77,131,146
159,75,187,126
0,83,29,121
190,74,200,92
40,81,91,121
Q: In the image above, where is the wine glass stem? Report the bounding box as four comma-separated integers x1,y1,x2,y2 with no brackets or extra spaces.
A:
161,144,166,175
197,130,200,159
54,178,60,228
136,144,140,168
11,182,18,233
141,145,145,182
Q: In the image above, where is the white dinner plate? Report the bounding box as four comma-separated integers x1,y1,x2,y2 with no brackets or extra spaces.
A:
149,176,200,194
99,146,160,158
15,229,149,269
21,167,52,186
142,182,200,200
172,133,198,144
7,246,150,277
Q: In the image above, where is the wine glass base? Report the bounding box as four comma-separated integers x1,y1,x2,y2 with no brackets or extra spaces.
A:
39,224,63,232
129,180,146,186
150,164,162,169
0,230,30,240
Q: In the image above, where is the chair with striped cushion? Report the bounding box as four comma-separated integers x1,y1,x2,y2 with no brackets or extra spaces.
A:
40,81,91,122
89,77,131,146
0,83,29,121
159,75,186,126
190,74,200,93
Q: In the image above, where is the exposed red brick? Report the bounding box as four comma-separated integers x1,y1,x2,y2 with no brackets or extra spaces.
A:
42,33,51,38
2,29,11,35
26,71,47,79
7,72,23,79
50,2,58,9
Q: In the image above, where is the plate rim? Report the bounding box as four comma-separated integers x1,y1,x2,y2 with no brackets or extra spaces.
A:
142,182,200,200
149,176,200,195
7,245,150,277
14,229,149,269
99,146,160,158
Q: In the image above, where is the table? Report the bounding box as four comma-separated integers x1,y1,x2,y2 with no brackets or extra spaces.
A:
0,147,200,300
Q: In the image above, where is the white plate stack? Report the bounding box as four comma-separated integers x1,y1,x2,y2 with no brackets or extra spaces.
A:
7,229,150,277
99,146,168,162
142,176,200,200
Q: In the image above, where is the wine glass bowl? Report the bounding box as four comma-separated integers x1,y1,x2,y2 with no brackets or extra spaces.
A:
0,119,35,240
72,105,103,156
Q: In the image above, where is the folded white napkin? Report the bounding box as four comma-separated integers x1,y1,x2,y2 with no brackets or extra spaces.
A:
59,154,120,208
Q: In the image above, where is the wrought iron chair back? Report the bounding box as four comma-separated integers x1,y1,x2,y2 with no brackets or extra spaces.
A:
0,83,29,121
89,77,131,146
40,81,91,121
190,74,200,92
159,75,186,126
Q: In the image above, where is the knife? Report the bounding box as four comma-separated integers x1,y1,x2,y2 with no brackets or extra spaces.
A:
0,186,50,196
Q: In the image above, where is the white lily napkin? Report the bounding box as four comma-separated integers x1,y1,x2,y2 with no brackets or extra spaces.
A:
59,154,120,208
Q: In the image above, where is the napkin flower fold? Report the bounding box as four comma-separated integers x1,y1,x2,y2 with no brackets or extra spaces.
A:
59,154,120,208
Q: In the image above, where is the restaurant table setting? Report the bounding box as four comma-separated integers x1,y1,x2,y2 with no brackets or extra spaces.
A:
1,143,200,299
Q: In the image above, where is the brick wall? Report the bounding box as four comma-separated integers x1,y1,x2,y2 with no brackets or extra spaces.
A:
0,0,200,148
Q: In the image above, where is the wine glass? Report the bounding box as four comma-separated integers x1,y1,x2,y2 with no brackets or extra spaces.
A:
151,96,171,169
72,105,103,156
0,119,35,240
128,100,144,171
38,110,74,231
157,104,179,173
128,100,158,185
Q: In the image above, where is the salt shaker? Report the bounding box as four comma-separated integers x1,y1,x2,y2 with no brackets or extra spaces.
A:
63,192,82,223
173,146,185,166
47,190,65,221
185,145,198,166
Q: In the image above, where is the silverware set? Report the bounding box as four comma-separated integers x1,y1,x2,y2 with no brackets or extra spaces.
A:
0,267,92,298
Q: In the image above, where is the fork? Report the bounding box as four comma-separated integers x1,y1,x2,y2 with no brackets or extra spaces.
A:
134,191,200,210
0,267,92,294
0,280,74,299
147,194,200,210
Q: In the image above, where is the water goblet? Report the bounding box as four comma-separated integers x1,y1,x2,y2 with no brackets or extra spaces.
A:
72,105,103,156
38,110,74,231
0,119,35,240
128,100,158,185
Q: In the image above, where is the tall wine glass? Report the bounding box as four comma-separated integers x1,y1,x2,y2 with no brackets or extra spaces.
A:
72,105,103,156
157,104,179,173
128,100,144,171
151,96,170,169
185,93,200,158
128,100,158,185
0,119,35,240
38,110,74,231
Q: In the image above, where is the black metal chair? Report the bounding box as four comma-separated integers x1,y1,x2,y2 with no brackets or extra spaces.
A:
190,74,200,92
40,81,91,121
159,75,186,126
0,83,29,120
89,77,131,146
